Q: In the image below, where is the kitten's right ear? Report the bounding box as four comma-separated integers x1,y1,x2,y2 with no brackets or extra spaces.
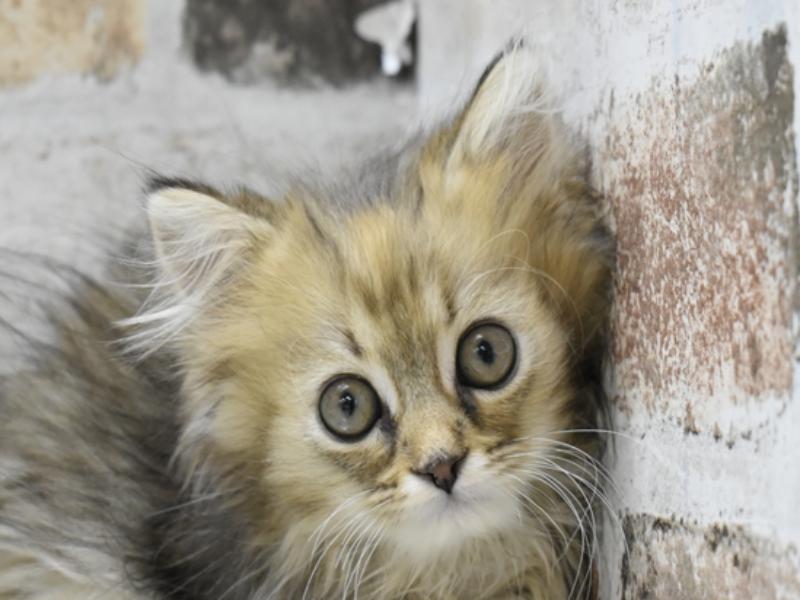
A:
145,181,272,298
121,180,274,353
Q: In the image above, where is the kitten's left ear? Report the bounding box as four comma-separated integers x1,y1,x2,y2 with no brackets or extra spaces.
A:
459,47,540,152
431,43,562,167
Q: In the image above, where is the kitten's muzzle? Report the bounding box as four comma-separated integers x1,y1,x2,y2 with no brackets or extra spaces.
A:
413,451,468,495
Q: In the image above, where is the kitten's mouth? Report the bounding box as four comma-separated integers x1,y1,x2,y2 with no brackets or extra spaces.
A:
410,474,513,522
389,453,522,555
390,481,519,556
431,492,489,525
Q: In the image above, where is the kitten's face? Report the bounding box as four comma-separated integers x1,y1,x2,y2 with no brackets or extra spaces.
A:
142,48,611,588
186,169,575,560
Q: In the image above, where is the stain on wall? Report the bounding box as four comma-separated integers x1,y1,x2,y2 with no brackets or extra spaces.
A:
183,0,385,85
622,514,800,599
605,26,797,433
0,0,143,87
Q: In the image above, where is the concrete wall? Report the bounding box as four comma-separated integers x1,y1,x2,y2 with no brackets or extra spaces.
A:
0,0,414,278
418,1,799,597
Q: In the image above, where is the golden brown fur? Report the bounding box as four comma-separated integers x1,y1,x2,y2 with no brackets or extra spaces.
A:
0,46,612,599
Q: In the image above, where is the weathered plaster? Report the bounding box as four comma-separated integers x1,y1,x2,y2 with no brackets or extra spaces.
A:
622,515,800,599
0,0,143,87
606,26,797,431
0,0,415,274
183,0,385,85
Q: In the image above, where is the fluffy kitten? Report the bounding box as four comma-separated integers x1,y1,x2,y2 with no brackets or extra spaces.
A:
0,47,612,599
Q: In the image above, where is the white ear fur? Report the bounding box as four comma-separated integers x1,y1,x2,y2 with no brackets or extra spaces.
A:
121,187,267,354
452,45,555,158
147,187,257,294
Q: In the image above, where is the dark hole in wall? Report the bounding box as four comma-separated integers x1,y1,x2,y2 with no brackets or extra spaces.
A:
183,0,394,86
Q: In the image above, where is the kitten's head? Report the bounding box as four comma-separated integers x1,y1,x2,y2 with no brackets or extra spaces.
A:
133,47,612,593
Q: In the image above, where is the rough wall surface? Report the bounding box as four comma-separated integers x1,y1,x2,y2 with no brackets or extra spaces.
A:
0,0,413,276
183,0,384,85
0,0,144,86
623,516,800,599
419,0,799,597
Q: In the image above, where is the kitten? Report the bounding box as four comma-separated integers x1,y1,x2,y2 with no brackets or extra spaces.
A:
0,46,612,599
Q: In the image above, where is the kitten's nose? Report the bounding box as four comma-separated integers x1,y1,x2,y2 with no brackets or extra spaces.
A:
415,452,467,494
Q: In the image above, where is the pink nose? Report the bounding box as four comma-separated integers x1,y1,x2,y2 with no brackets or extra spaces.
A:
414,452,468,494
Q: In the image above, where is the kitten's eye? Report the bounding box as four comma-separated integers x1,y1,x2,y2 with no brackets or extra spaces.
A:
319,376,382,441
457,322,517,389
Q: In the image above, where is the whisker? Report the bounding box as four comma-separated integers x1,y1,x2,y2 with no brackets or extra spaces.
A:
506,473,570,549
301,491,370,600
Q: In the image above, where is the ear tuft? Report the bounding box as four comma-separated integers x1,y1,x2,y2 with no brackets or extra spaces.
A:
145,175,221,198
452,42,554,158
146,187,260,289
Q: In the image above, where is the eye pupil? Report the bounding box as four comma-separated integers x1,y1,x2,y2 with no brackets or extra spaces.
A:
476,340,494,364
339,392,356,416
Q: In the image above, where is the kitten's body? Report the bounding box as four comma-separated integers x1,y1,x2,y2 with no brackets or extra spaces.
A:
0,48,612,599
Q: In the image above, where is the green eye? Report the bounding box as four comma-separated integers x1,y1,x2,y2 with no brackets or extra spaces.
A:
457,322,517,389
319,376,382,441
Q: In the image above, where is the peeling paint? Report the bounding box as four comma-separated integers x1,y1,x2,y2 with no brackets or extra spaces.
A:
622,514,800,599
0,0,143,87
606,26,798,431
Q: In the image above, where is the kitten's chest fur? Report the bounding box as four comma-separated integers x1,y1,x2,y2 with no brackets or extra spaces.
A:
142,462,567,600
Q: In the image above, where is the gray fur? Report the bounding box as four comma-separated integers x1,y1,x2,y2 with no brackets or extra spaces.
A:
0,251,267,599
